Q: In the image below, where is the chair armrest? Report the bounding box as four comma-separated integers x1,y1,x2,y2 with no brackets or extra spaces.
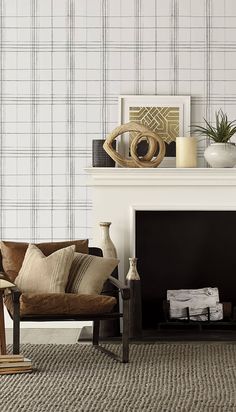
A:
9,286,22,303
0,271,21,302
108,276,130,300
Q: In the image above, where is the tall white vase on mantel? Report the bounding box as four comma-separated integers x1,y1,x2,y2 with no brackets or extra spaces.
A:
99,222,117,258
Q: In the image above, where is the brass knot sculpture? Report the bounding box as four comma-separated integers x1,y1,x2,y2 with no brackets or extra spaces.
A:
103,122,166,168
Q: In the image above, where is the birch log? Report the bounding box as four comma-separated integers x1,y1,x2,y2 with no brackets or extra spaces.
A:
167,287,223,321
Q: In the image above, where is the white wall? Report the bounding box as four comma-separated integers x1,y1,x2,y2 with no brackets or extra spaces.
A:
1,0,236,241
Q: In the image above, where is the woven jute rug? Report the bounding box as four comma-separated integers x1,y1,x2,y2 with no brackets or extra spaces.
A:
1,343,236,412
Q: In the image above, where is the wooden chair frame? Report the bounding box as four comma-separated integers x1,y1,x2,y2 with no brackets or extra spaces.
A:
2,247,131,363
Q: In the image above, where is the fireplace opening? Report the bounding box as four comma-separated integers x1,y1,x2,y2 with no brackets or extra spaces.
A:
135,210,236,331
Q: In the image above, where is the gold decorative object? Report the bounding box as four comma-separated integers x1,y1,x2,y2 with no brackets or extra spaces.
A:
129,106,179,144
103,122,165,168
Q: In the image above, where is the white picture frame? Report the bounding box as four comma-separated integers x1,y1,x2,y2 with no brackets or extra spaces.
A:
118,95,191,168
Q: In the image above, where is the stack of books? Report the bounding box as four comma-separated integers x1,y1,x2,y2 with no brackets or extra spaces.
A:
0,354,33,375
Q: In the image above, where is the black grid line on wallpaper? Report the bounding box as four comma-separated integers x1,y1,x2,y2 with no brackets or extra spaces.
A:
0,0,236,241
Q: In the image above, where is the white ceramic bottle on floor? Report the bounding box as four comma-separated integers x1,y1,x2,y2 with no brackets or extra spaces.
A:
99,222,120,338
126,258,142,339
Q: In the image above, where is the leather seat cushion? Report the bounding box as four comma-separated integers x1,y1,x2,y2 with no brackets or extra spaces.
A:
4,292,117,317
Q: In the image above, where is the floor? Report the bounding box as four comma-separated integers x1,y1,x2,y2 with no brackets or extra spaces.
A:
6,328,236,346
6,328,82,344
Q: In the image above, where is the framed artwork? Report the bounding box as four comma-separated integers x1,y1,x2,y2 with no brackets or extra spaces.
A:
118,95,191,167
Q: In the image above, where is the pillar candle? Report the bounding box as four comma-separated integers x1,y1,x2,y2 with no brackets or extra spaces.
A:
176,137,197,168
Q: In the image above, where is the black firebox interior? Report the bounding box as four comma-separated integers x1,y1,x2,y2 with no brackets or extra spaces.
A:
135,210,236,329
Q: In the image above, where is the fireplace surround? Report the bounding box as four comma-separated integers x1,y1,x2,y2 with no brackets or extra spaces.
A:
86,168,236,337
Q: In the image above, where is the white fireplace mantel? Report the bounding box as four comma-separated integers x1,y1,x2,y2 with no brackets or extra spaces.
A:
85,168,236,279
85,167,236,186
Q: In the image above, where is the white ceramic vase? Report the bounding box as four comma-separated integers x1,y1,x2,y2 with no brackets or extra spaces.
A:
99,222,117,258
126,258,140,280
204,143,236,168
126,258,142,338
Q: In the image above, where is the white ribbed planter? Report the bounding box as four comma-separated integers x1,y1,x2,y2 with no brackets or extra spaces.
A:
204,143,236,168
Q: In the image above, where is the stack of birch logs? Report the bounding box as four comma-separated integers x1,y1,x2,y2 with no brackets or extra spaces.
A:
167,288,223,321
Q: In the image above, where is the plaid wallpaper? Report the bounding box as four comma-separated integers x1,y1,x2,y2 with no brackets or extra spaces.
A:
0,0,236,242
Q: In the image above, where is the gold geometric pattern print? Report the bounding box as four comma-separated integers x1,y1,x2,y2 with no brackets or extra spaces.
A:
129,107,179,144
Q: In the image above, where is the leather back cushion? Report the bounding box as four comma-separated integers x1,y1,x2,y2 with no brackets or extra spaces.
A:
0,239,88,280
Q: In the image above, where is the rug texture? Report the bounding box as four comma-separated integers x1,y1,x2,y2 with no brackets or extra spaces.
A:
1,343,236,412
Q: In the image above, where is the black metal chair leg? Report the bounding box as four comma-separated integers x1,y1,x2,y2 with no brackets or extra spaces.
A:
122,299,129,363
12,292,21,354
92,320,100,346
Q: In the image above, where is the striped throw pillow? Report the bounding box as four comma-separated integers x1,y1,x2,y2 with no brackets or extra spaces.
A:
15,244,75,293
66,252,119,295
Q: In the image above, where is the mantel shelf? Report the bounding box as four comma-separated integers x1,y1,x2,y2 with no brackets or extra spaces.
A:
85,167,236,187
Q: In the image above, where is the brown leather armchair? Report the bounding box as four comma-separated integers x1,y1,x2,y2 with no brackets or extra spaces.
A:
2,247,130,363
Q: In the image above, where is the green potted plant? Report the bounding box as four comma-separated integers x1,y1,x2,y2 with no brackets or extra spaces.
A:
192,110,236,167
